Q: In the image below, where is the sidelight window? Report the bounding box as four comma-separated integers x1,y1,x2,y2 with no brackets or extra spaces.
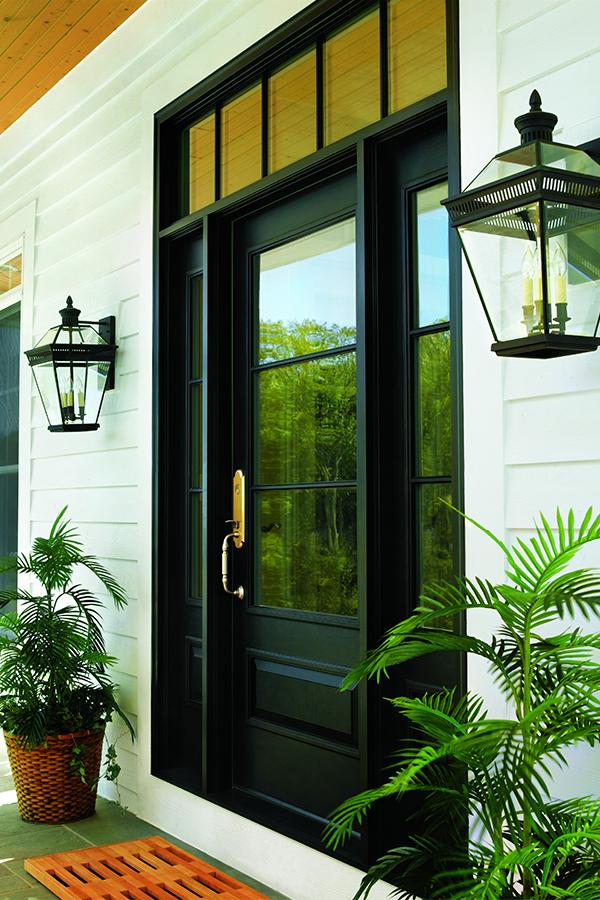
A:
0,249,22,607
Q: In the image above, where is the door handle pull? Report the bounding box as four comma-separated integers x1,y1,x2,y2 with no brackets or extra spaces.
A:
222,470,245,599
222,529,244,599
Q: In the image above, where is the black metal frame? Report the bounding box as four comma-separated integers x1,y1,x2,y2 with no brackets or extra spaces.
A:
25,313,117,432
153,0,463,871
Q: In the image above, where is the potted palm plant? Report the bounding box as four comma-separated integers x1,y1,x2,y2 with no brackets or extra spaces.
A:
325,507,600,899
0,508,134,823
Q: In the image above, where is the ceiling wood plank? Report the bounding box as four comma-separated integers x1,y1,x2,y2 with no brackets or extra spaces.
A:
0,0,147,133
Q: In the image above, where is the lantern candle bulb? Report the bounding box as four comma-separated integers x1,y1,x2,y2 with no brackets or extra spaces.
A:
553,244,567,304
552,244,570,334
521,246,536,334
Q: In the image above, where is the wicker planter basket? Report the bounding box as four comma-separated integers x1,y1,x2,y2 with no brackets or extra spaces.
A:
4,727,104,823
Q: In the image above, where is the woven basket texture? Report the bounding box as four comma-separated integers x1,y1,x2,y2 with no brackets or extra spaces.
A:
4,727,104,823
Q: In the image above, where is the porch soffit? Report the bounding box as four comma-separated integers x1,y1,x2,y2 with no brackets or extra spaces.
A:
0,0,149,134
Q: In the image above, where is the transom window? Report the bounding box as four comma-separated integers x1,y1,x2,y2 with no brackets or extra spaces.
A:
169,0,446,223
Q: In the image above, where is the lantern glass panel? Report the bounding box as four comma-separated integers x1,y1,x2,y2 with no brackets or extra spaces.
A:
544,200,600,338
458,201,543,342
31,361,62,426
467,141,600,193
54,361,111,426
36,322,106,348
539,142,600,177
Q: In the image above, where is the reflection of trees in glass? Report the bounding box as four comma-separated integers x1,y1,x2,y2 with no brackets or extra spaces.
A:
417,329,451,477
415,326,453,627
257,319,357,616
259,318,355,363
419,485,453,629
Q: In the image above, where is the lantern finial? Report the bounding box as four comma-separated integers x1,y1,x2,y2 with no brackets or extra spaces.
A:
514,89,558,145
529,89,542,111
59,295,81,326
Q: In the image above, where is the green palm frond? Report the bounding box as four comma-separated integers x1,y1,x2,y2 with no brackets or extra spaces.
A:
0,509,134,749
327,507,600,899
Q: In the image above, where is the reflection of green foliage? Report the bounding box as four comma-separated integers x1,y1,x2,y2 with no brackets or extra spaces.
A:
417,329,453,625
420,487,454,629
258,319,358,616
417,330,451,477
260,318,356,364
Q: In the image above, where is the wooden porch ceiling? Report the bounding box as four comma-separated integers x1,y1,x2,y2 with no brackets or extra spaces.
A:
0,0,149,134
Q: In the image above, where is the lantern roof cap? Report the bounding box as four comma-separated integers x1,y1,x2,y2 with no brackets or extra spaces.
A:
465,139,600,193
59,296,81,326
514,90,558,145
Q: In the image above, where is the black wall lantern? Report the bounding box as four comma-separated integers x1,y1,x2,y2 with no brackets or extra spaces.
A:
443,91,600,358
25,297,117,432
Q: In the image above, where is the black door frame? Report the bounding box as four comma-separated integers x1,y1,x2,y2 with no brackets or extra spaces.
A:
154,99,463,870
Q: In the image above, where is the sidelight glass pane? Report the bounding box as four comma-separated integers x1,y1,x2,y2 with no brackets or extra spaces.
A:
189,113,215,213
256,353,356,485
418,483,453,594
388,0,447,114
190,385,203,490
0,254,22,297
269,51,317,173
415,182,449,327
190,275,203,380
190,492,203,601
416,331,451,477
324,7,380,145
257,219,356,364
0,307,20,467
221,84,262,197
0,473,17,601
256,488,357,616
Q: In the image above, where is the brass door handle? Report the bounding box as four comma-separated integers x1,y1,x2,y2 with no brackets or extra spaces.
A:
222,470,245,599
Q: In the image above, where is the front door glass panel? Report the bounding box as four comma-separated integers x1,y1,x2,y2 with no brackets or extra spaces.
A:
253,218,358,616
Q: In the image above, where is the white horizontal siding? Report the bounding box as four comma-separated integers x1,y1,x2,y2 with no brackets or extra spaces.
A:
461,0,600,826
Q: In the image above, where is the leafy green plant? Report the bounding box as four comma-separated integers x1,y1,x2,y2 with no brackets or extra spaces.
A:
325,507,600,899
0,508,134,784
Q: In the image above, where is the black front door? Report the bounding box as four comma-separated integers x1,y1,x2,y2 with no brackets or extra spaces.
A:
221,167,362,854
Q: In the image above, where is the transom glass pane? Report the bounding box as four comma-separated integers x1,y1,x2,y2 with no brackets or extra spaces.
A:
257,219,356,364
189,113,216,213
324,7,380,145
221,84,262,197
388,0,447,114
269,51,317,173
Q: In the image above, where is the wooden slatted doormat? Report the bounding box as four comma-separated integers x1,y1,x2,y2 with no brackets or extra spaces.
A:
25,835,270,900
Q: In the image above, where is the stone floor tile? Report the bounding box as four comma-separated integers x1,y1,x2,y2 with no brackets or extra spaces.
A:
0,829,90,862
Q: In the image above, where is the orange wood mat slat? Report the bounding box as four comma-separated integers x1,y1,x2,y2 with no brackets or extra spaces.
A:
24,835,270,900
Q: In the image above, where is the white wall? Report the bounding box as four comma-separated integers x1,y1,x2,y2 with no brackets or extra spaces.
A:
0,1,395,897
460,0,600,782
